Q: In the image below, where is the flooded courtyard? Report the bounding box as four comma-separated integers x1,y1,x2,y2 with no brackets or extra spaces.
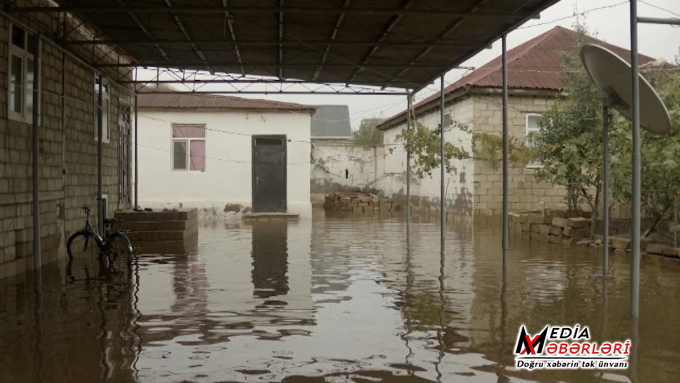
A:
1,211,679,383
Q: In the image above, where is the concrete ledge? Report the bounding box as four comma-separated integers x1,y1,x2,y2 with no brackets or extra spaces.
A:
243,213,300,221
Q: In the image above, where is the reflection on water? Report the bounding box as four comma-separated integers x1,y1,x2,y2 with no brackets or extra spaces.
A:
1,211,680,382
252,222,289,299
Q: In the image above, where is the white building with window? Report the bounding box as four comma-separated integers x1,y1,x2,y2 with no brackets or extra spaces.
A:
375,26,660,217
136,87,316,218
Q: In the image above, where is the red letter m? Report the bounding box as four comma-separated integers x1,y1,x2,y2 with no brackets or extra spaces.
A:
515,326,548,355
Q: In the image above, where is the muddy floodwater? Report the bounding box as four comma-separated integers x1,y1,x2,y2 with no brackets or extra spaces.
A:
1,211,679,382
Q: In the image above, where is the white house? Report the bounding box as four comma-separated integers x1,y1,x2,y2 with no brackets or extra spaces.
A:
136,88,316,218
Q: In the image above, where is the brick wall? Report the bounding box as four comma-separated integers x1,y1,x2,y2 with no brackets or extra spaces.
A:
471,93,567,216
0,1,133,279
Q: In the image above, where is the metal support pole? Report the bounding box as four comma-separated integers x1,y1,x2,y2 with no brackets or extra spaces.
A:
603,104,610,275
32,35,41,269
134,92,139,209
406,93,412,227
501,35,509,266
630,0,641,319
97,75,104,239
440,75,445,251
638,16,680,26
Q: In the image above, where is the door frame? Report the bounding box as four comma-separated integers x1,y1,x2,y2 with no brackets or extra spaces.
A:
251,134,288,212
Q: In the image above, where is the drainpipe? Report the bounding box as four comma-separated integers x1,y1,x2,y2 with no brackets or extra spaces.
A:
97,75,103,238
32,34,41,268
406,93,412,227
440,76,445,251
134,91,139,209
501,34,509,269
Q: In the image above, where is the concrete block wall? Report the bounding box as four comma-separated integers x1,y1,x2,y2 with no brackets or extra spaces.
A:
471,94,567,216
0,2,133,280
378,96,475,216
310,140,378,194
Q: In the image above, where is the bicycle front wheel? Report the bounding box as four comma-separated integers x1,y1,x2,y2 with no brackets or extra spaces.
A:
67,230,96,260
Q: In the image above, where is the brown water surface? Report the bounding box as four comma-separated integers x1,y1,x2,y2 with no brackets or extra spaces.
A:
1,211,679,382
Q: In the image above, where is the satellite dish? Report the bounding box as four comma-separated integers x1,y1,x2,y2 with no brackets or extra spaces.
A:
580,44,671,135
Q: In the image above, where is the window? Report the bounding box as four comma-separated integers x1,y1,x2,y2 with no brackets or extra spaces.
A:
526,113,542,168
443,112,452,127
9,24,40,123
94,73,110,142
172,124,206,171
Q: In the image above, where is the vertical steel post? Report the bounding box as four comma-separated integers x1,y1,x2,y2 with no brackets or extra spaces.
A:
97,75,104,237
501,35,509,266
406,93,412,227
603,104,610,275
440,76,446,251
630,0,641,319
32,35,41,269
134,92,139,209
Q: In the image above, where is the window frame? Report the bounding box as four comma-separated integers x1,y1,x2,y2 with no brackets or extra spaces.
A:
172,139,190,171
94,73,111,143
8,23,40,124
171,125,206,172
525,113,543,169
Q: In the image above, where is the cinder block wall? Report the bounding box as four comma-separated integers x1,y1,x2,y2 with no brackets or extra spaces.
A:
0,1,133,279
471,93,567,216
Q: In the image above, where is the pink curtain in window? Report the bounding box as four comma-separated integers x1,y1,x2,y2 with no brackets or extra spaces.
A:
190,140,206,171
173,125,206,138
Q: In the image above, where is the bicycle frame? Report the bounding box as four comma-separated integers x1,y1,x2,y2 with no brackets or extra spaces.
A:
82,208,106,247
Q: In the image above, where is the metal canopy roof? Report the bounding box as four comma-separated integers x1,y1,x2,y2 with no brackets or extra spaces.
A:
9,0,561,93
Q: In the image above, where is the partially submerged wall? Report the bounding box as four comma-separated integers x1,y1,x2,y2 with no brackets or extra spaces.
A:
310,140,378,194
0,2,133,279
137,110,312,219
378,96,475,217
471,93,567,216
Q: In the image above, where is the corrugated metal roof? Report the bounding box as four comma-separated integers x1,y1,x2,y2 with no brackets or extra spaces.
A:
138,86,316,113
311,105,352,138
10,0,562,91
378,26,661,130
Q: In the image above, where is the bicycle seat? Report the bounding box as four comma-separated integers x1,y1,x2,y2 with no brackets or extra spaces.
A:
103,218,117,225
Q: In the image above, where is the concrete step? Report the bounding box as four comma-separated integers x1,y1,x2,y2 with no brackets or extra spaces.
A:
117,220,191,232
115,209,198,222
125,229,197,242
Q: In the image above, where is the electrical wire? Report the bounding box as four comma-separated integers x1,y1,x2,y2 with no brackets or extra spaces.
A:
640,0,680,17
517,1,629,30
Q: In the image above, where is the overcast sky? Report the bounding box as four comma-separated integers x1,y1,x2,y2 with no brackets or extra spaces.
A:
141,0,680,130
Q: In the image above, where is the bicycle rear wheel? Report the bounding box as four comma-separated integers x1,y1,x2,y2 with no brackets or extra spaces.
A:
106,232,133,268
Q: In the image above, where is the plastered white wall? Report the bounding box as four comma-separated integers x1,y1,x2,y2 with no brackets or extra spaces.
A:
378,97,475,215
136,110,312,218
310,141,378,193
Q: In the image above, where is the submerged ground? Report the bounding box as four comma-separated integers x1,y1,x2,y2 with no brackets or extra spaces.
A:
0,210,678,382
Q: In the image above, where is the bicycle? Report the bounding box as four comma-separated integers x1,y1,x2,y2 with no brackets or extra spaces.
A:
67,205,133,268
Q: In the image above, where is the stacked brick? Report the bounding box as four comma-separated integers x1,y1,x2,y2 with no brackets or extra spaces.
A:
508,211,591,246
549,217,591,245
115,209,198,242
324,192,392,214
